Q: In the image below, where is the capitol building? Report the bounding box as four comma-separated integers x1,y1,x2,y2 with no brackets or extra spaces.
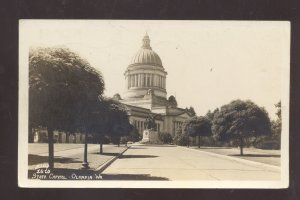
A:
114,33,194,137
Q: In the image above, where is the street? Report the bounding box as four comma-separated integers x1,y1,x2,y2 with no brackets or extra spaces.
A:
102,144,280,181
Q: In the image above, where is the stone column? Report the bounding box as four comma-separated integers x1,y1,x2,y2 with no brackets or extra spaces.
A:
146,74,148,87
134,74,137,87
133,75,135,87
132,74,135,87
160,76,162,88
151,74,154,87
135,74,139,87
128,75,130,89
138,74,141,87
158,75,160,88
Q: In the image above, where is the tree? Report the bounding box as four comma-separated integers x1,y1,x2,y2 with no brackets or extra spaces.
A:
173,127,188,146
108,101,132,147
168,95,178,107
206,108,219,121
271,101,282,148
120,125,140,144
183,116,212,148
85,99,110,154
273,101,281,140
87,97,131,153
158,132,173,144
212,100,272,155
29,47,105,168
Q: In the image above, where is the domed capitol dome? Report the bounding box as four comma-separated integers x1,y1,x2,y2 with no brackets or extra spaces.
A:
130,33,163,67
124,33,168,99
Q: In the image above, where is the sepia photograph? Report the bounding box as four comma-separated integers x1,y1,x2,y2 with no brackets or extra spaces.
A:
18,20,290,188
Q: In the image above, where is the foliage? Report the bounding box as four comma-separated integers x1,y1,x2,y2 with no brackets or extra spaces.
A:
183,116,212,148
29,47,105,167
103,98,131,144
29,47,105,132
173,127,188,146
158,132,173,144
272,101,281,141
212,99,272,155
205,108,219,121
183,116,212,137
254,101,281,150
85,97,131,150
168,95,178,107
120,125,141,144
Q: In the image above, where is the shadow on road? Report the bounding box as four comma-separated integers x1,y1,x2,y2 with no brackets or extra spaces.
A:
230,154,280,158
120,155,158,159
101,174,169,180
28,154,81,165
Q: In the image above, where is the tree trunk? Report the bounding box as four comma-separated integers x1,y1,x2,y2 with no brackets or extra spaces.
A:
28,125,33,143
47,127,54,169
100,141,103,154
187,135,189,147
66,132,69,143
240,137,244,156
198,134,200,148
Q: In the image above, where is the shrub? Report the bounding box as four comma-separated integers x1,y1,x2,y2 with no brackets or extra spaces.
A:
158,132,173,144
173,131,188,146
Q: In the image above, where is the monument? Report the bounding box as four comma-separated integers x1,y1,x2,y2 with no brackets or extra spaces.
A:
141,114,159,143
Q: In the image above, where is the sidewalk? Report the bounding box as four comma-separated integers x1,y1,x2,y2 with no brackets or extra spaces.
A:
29,144,128,170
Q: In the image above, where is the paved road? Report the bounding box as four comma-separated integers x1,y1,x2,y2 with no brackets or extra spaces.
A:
102,144,280,181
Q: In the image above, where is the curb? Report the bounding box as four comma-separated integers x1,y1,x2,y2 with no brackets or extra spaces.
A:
177,146,280,172
96,146,131,173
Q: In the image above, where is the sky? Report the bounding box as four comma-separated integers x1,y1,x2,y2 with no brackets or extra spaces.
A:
20,20,290,120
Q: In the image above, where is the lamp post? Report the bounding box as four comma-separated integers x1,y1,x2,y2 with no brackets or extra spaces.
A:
81,131,90,169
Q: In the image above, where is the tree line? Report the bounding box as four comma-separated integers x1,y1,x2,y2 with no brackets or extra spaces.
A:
29,47,136,169
172,99,281,155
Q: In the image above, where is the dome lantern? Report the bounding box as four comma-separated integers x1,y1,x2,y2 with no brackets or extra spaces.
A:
142,32,152,50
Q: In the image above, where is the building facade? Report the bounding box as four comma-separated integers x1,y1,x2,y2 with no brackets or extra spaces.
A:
116,33,193,137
